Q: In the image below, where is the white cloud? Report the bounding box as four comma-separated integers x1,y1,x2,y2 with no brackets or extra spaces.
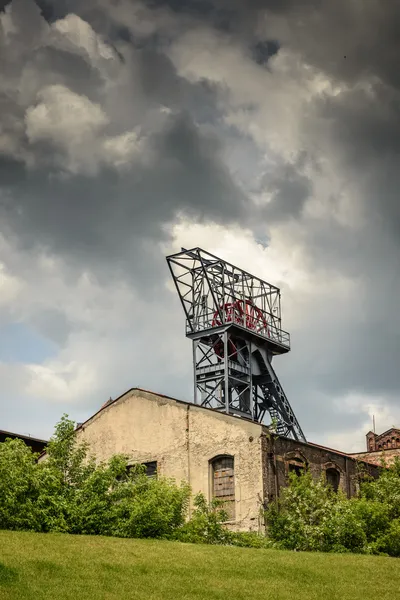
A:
168,28,335,158
102,130,143,169
324,393,400,452
51,14,115,64
25,84,109,174
24,85,148,174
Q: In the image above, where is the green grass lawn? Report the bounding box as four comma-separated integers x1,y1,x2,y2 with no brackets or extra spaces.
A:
0,531,399,600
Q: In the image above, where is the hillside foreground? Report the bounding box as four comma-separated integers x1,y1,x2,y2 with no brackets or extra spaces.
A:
0,531,399,600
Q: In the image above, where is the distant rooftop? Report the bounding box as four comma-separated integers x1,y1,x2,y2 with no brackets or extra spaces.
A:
0,429,48,453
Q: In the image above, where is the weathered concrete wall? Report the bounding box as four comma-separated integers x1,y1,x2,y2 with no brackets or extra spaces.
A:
75,389,264,531
76,390,190,484
186,404,264,531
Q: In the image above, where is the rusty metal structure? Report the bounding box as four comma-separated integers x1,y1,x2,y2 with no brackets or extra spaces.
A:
166,247,305,441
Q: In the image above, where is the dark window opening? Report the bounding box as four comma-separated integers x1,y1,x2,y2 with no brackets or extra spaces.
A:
288,463,304,477
120,461,158,481
211,456,235,521
326,468,340,492
142,461,157,478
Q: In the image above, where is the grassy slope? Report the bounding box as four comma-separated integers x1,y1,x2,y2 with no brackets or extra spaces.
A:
0,531,399,600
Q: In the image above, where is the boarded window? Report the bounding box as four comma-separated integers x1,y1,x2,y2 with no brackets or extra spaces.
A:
326,468,340,492
211,456,235,521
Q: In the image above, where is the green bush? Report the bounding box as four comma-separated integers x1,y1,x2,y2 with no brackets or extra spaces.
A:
265,461,400,555
349,499,390,543
110,472,190,539
0,416,190,540
173,493,231,544
360,458,400,519
265,470,340,552
228,531,274,549
374,519,400,557
0,438,41,531
320,502,368,554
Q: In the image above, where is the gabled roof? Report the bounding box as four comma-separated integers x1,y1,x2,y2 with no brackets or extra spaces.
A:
375,427,400,439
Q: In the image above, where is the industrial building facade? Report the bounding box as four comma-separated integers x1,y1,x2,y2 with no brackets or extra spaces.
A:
350,427,400,467
75,388,379,532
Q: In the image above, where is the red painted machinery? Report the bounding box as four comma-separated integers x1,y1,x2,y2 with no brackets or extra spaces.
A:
212,299,269,359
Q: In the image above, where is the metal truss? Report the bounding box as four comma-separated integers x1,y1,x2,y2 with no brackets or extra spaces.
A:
167,247,306,442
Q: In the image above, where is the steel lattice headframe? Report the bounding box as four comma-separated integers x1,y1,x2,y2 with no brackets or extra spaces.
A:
166,247,306,442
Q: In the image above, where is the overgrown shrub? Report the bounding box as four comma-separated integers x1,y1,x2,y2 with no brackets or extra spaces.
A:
0,415,190,539
360,458,400,519
228,531,274,549
0,438,41,531
320,501,368,554
374,518,400,557
265,470,340,552
173,493,231,544
265,460,400,556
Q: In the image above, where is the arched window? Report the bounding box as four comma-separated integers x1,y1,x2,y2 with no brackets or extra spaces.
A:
288,461,305,477
326,468,340,492
285,451,307,478
210,455,235,521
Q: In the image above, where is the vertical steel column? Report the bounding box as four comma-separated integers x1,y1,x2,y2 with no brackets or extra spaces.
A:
249,340,254,420
193,339,198,405
223,331,229,414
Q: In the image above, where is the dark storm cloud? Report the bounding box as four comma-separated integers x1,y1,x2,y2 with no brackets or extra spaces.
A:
131,0,400,89
259,159,313,221
252,40,279,65
0,0,250,289
0,113,247,285
3,0,400,445
220,0,400,419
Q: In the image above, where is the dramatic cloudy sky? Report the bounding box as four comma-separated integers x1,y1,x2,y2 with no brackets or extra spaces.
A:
1,0,400,451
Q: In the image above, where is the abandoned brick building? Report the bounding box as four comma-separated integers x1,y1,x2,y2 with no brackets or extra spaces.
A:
70,387,379,532
350,427,400,467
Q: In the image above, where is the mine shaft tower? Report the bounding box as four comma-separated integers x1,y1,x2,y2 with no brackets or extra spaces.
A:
166,247,306,441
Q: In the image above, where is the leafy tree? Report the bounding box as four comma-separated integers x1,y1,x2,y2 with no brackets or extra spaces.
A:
0,438,40,531
374,518,400,557
360,457,400,519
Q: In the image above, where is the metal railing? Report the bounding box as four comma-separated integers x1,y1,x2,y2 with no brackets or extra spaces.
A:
186,308,290,349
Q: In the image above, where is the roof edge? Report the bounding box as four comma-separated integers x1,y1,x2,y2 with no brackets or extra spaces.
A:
0,430,48,444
